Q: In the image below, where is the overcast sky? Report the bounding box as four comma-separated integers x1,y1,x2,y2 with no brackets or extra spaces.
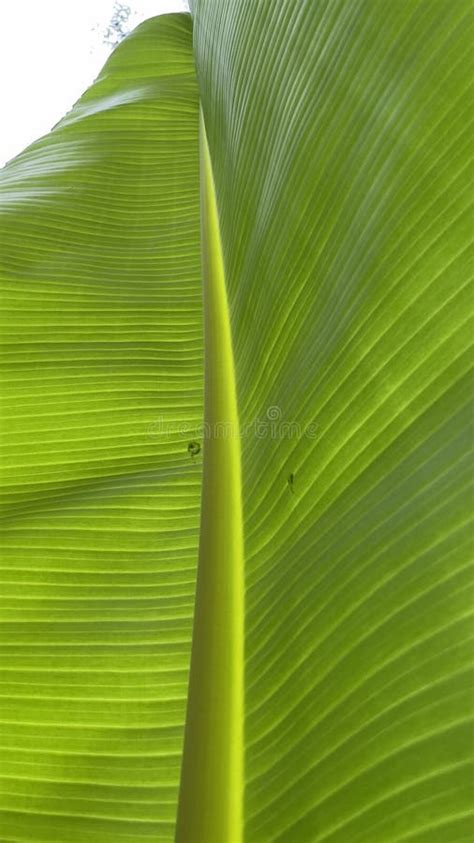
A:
0,0,188,167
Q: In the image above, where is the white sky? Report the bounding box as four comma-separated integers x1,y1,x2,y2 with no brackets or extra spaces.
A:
0,0,188,167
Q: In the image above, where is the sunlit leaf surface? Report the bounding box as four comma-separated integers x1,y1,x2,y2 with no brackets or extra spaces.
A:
0,15,201,843
192,0,474,839
1,2,473,841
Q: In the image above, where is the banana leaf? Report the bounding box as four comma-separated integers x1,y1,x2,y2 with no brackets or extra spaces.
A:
0,3,472,842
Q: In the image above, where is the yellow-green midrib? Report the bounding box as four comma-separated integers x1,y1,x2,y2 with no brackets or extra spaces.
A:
175,109,244,843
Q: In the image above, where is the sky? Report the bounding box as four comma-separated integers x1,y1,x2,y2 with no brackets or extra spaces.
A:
0,0,188,167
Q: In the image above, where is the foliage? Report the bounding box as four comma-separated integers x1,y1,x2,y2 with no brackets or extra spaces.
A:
103,2,132,48
0,3,472,842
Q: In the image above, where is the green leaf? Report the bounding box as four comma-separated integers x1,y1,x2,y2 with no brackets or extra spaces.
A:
0,15,202,843
1,3,473,842
191,0,473,840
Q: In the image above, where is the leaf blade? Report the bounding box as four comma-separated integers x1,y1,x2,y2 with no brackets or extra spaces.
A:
192,0,474,839
0,14,201,842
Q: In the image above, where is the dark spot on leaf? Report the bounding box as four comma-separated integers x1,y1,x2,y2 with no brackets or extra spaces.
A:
188,441,201,458
288,472,295,493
